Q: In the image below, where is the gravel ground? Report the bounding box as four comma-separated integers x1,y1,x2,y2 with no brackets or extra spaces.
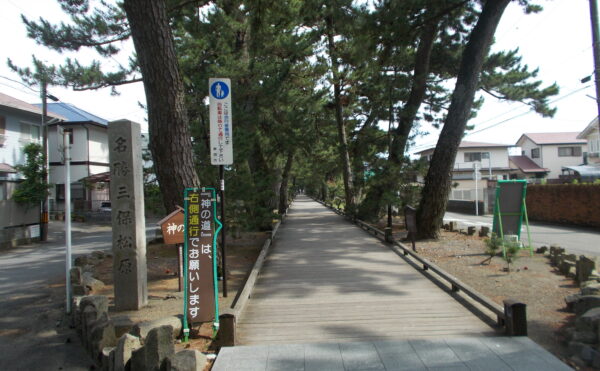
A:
412,230,580,367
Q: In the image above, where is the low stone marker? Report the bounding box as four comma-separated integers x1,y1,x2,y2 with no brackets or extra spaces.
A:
131,325,174,371
577,256,598,283
114,333,142,371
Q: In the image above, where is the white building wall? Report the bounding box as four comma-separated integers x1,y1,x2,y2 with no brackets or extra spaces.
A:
70,126,88,161
541,143,587,179
50,164,90,186
454,147,509,171
518,138,542,168
48,124,109,185
0,110,42,180
88,126,109,164
48,125,88,162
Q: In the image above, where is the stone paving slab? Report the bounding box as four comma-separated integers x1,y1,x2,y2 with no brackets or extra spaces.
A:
212,337,572,371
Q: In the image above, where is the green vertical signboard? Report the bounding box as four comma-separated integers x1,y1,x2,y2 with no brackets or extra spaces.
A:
183,188,222,341
491,180,533,256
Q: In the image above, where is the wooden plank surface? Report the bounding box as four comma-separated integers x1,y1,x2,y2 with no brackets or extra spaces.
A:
237,196,497,345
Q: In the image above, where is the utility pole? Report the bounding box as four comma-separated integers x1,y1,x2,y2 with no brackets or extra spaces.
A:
40,81,49,241
589,0,600,133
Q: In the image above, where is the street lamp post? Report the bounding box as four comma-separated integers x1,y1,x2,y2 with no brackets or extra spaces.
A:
39,81,59,242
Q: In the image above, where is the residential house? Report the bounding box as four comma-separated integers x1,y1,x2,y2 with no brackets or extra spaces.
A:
508,155,549,180
36,102,111,213
416,141,513,213
515,132,587,180
0,92,63,245
578,118,600,165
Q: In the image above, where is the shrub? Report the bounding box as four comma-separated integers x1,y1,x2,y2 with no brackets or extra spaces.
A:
483,233,502,263
503,240,521,272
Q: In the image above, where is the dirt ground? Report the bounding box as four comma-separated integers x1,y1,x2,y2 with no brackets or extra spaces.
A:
90,231,268,368
396,228,582,368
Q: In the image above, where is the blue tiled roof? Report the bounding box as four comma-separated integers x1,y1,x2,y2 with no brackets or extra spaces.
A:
33,102,108,125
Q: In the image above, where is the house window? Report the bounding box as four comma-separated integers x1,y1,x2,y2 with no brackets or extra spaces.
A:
558,146,582,157
19,122,41,143
590,137,600,153
56,182,85,200
464,152,489,162
531,148,540,158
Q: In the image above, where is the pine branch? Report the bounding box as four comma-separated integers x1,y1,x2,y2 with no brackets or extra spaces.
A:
71,77,143,91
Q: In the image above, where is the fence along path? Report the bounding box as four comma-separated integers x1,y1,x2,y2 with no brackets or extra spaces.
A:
236,196,496,345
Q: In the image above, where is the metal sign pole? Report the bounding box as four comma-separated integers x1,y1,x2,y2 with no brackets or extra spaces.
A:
475,163,479,216
209,77,233,298
220,165,227,297
64,129,72,314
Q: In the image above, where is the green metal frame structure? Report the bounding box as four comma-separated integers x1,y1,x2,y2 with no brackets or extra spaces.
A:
491,180,533,257
182,187,223,342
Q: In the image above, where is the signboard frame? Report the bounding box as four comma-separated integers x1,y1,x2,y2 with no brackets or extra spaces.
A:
491,180,533,257
182,187,222,341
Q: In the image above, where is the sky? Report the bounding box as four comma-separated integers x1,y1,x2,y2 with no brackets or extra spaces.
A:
1,0,598,149
411,0,598,154
1,0,148,130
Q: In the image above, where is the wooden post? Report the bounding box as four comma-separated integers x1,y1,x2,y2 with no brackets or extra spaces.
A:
217,313,236,346
404,206,417,252
384,227,393,243
504,299,527,336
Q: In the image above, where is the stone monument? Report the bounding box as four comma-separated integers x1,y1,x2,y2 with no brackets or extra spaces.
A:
108,120,148,310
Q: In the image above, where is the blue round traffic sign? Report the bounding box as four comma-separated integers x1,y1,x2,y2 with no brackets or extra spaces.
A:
210,81,229,100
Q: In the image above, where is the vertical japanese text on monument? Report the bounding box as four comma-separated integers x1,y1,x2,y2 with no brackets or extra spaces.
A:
111,134,134,276
186,190,215,323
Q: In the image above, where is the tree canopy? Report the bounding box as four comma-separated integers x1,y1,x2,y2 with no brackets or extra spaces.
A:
11,0,559,235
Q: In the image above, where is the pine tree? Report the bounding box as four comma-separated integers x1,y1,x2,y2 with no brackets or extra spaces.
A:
416,0,557,239
11,0,198,212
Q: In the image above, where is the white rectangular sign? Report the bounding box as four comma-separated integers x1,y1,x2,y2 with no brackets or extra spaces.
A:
209,78,233,165
29,224,40,238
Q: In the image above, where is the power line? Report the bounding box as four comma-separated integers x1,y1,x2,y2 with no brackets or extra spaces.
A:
0,82,40,98
466,84,593,136
409,83,594,153
0,75,39,94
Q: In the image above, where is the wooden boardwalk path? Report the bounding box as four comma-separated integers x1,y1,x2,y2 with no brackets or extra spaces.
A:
237,196,497,345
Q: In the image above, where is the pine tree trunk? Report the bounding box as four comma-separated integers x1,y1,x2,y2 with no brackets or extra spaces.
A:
279,151,294,215
360,19,438,221
122,0,199,212
325,14,355,212
389,20,439,164
417,0,510,239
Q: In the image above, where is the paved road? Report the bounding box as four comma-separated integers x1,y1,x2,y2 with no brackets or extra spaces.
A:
0,219,158,370
444,211,600,257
